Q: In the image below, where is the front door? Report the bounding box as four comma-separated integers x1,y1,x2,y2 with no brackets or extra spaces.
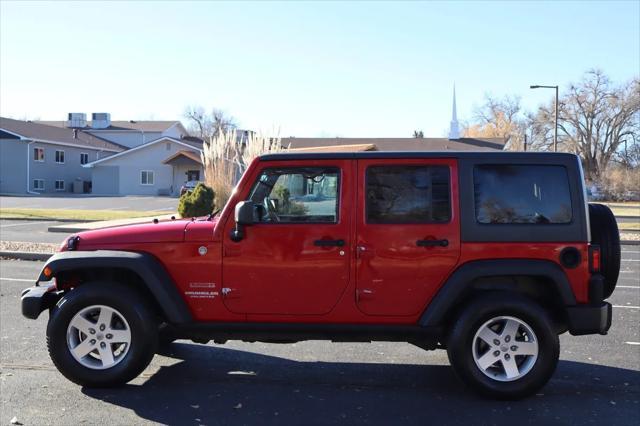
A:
355,158,461,316
222,160,352,315
186,170,200,181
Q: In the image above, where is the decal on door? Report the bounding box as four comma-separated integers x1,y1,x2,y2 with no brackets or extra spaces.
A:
185,282,218,299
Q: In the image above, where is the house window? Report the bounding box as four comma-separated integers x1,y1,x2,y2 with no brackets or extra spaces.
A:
55,150,65,164
141,170,155,185
55,180,65,191
33,179,44,190
33,148,44,162
166,142,171,151
80,153,89,165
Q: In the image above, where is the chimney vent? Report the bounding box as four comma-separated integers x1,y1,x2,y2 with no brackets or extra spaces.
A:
91,113,111,129
67,113,87,128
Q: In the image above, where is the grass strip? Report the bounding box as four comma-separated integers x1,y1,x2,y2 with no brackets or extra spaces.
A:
0,208,172,221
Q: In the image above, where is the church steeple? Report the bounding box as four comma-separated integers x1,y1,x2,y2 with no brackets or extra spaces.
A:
448,84,460,140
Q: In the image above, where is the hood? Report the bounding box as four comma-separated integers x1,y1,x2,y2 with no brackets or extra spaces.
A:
74,219,191,246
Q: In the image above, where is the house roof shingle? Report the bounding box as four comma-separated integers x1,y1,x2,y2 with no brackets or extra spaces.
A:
0,117,126,152
37,120,180,133
281,137,506,152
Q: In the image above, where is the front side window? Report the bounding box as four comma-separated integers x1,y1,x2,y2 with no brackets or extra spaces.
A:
474,165,572,224
141,170,155,185
55,150,65,164
366,165,451,223
33,148,44,162
80,153,89,165
55,180,65,191
249,167,340,223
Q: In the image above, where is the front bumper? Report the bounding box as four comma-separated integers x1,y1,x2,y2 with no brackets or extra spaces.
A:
566,302,612,336
21,284,60,320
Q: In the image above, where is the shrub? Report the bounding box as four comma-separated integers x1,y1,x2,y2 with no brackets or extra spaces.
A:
178,183,215,218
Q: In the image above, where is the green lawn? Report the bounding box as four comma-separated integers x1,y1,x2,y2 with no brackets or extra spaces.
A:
0,208,172,221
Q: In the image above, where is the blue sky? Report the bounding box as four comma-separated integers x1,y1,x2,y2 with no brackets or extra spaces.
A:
1,1,638,137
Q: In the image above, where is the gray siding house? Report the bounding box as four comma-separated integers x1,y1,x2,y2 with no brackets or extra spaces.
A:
0,118,124,194
84,137,203,196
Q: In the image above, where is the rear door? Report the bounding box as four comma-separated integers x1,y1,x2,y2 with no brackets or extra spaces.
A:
355,158,460,316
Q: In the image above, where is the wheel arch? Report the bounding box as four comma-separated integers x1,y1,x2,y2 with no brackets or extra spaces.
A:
419,259,576,329
38,250,192,324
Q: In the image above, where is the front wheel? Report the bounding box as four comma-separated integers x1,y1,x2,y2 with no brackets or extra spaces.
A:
447,293,559,399
47,282,158,387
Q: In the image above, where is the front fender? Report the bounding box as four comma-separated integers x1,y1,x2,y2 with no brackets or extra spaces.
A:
37,250,192,324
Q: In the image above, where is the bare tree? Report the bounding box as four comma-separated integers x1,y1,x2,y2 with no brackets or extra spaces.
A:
462,94,525,150
183,105,237,140
535,70,639,181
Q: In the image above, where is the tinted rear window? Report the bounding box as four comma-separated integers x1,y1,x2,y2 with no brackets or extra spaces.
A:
474,165,572,224
366,165,451,223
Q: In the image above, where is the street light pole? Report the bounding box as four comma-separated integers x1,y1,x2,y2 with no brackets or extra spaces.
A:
530,84,559,152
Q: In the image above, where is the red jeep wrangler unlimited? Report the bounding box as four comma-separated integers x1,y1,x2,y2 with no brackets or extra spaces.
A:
21,152,619,399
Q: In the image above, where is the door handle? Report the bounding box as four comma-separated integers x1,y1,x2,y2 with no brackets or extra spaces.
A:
314,239,345,247
416,239,449,247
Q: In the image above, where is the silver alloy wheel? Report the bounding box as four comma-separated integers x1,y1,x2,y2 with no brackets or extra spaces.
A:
471,316,539,382
66,305,132,370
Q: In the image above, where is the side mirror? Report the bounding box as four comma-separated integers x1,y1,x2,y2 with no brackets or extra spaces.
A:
231,201,255,242
235,201,255,225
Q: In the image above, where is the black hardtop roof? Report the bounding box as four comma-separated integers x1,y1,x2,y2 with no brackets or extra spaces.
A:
259,151,579,162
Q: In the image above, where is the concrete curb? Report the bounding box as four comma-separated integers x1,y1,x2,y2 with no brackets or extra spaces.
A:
622,240,640,246
0,251,52,261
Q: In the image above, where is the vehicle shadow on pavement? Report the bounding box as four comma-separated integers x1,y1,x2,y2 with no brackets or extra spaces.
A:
82,343,640,426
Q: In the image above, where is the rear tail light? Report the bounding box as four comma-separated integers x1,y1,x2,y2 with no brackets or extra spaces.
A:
589,245,601,273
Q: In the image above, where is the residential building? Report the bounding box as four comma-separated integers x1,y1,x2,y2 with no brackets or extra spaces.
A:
0,117,125,194
83,136,203,196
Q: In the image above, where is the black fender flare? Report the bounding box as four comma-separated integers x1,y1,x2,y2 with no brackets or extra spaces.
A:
38,250,192,324
419,259,576,327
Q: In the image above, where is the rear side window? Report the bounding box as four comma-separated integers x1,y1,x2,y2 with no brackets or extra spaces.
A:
366,165,451,223
474,165,572,224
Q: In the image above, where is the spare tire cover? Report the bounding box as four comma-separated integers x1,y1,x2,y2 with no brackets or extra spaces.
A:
588,203,621,299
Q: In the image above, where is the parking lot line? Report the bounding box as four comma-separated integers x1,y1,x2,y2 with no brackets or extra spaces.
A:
613,305,640,309
625,342,640,345
0,277,34,282
617,285,640,289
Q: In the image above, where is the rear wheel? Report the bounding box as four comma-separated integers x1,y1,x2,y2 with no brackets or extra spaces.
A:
47,282,158,387
447,293,559,399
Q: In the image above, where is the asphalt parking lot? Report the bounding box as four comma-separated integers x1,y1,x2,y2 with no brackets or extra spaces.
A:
0,249,638,425
0,196,178,212
0,220,69,244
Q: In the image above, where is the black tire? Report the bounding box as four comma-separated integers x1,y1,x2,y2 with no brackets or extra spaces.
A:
47,282,158,387
589,203,621,298
156,324,177,353
447,293,559,400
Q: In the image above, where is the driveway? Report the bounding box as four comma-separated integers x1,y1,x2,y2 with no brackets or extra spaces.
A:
0,248,638,425
0,195,178,212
